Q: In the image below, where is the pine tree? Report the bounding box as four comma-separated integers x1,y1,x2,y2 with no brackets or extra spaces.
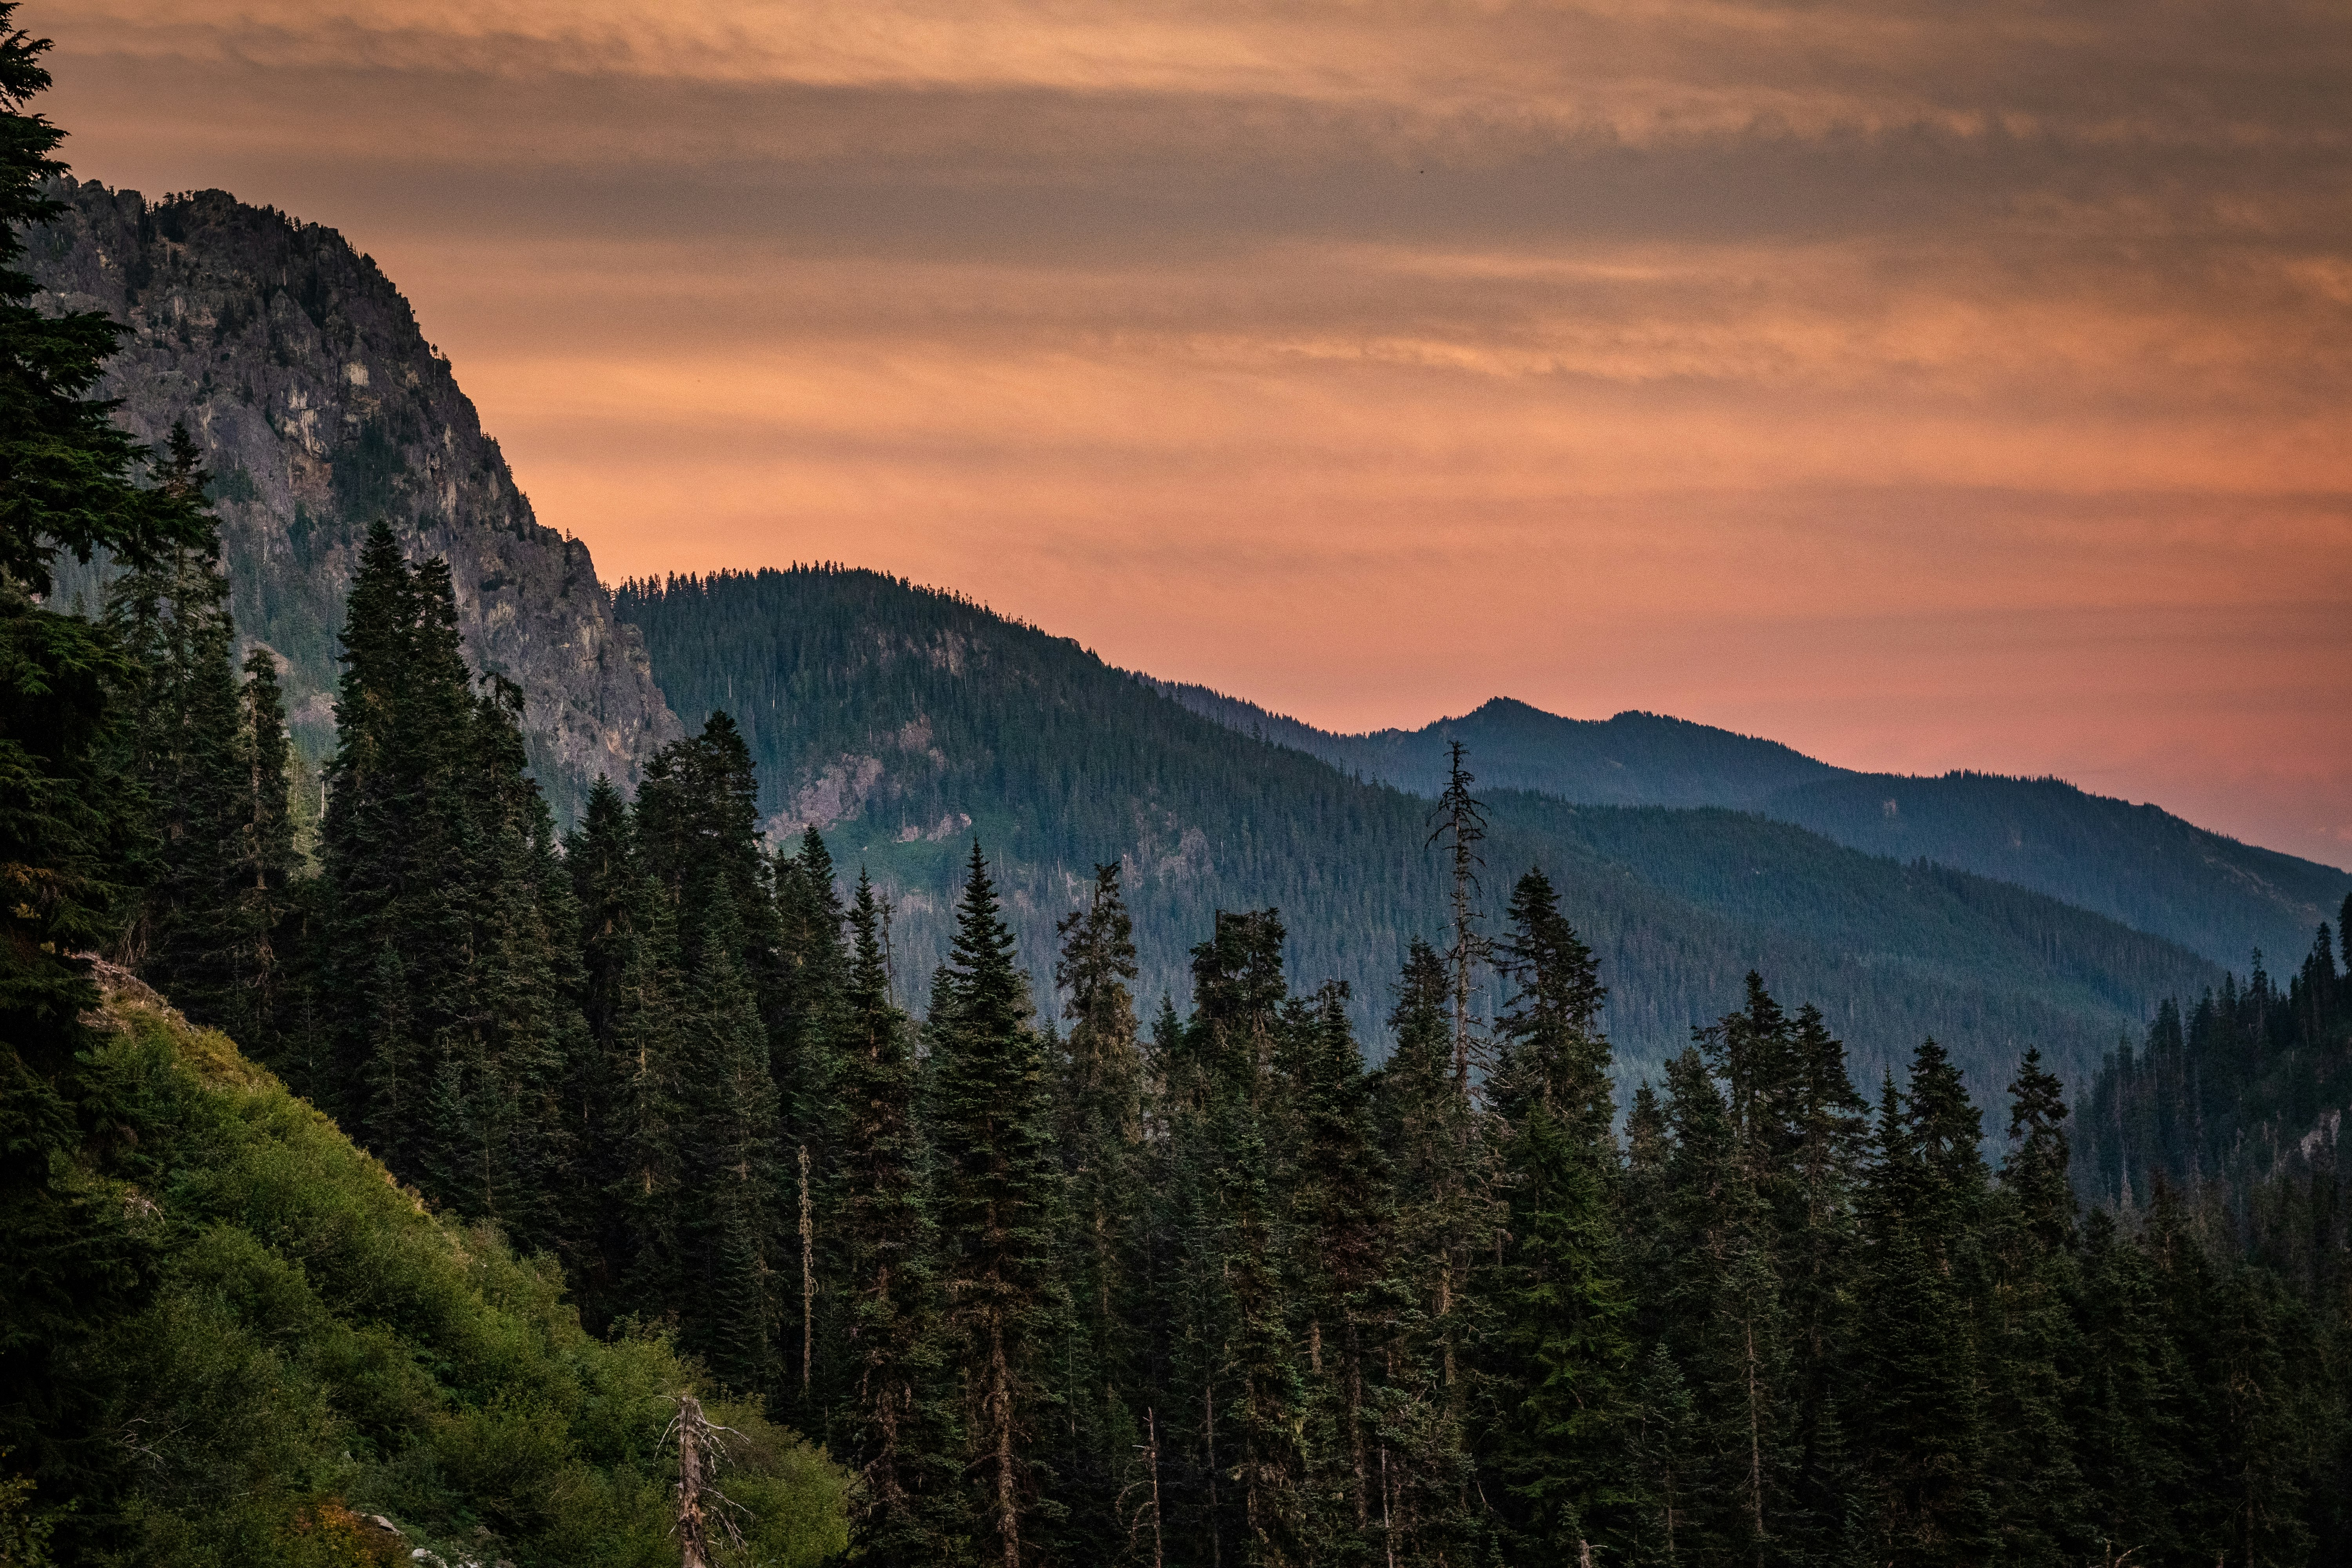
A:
1280,981,1387,1564
1981,1049,2086,1564
0,5,206,1493
101,424,245,1012
316,527,590,1248
1648,1044,1786,1564
1483,869,1633,1561
681,874,782,1396
834,871,952,1563
1491,867,1610,1137
1779,1003,1868,1559
221,646,298,1061
1051,864,1150,1562
927,842,1066,1566
1851,1049,1991,1565
1369,938,1483,1564
774,828,848,1421
1424,740,1489,1096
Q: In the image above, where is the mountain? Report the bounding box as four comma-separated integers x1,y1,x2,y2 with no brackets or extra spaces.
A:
24,177,2233,1094
12,968,843,1566
25,178,680,818
616,566,2216,1094
1153,686,1842,807
1157,684,2351,971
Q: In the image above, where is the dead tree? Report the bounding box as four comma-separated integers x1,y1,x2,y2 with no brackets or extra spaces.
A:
664,1396,745,1568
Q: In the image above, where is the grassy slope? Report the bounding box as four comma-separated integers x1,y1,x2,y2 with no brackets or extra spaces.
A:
616,567,2213,1094
20,979,844,1568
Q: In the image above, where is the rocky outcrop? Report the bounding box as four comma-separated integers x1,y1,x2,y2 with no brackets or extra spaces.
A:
26,178,680,817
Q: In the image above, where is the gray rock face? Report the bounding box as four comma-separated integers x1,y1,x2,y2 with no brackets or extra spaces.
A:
26,178,680,818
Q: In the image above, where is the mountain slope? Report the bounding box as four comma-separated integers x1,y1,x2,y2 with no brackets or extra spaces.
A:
617,567,2215,1092
26,178,680,817
11,970,844,1567
1759,770,2349,971
1159,683,2350,970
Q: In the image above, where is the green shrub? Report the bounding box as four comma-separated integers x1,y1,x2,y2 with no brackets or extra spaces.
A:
58,999,847,1567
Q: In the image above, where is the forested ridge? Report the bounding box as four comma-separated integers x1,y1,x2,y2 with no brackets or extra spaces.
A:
9,15,2352,1566
1157,684,2350,971
614,565,2215,1094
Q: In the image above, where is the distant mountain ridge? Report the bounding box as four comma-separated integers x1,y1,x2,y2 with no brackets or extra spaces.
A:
1151,686,1841,806
1154,682,2350,972
27,178,680,817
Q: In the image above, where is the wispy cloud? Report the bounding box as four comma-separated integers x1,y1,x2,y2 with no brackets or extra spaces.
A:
34,0,2352,863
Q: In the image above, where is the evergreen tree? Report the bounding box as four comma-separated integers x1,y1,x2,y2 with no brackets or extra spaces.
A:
834,871,953,1563
1482,869,1633,1561
927,842,1066,1566
1648,1044,1788,1564
1280,981,1388,1564
0,5,205,1494
681,873,783,1396
1491,866,1610,1136
1051,863,1150,1562
1425,740,1489,1096
316,526,589,1256
1981,1049,2086,1564
221,646,298,1060
101,423,242,996
1369,938,1484,1563
774,827,848,1421
1851,1049,1991,1565
1779,1003,1868,1559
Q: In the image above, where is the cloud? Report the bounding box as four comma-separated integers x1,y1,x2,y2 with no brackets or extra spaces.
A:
31,0,2352,864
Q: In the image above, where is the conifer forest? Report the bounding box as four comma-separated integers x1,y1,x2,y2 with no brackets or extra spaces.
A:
6,9,2352,1566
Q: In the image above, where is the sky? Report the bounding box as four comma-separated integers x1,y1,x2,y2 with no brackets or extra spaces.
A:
37,0,2352,867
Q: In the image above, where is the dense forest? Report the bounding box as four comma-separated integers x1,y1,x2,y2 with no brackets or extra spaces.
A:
2079,917,2352,1284
9,13,2352,1566
613,565,2217,1094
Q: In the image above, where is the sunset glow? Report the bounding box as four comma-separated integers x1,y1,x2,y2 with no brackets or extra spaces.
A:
41,0,2352,863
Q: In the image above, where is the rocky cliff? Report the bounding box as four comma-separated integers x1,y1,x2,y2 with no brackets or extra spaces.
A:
27,178,679,817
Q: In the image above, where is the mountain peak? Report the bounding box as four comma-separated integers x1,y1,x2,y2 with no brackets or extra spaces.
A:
28,175,681,815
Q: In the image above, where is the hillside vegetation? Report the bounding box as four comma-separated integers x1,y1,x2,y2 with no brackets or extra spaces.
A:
617,565,2213,1089
2,977,844,1568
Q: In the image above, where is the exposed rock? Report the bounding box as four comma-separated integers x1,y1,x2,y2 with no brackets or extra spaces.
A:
25,178,681,818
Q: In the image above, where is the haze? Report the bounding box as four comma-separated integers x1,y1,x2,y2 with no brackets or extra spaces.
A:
40,0,2352,867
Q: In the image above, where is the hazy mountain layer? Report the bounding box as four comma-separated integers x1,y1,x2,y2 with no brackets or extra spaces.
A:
1159,684,2349,970
619,566,2216,1094
27,178,680,817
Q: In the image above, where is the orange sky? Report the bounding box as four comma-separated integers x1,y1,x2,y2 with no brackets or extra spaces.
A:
38,0,2352,867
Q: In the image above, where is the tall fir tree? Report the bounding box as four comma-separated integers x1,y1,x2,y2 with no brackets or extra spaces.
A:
100,423,245,1012
1981,1049,2087,1564
1051,863,1151,1563
927,842,1067,1566
221,646,298,1061
1369,938,1485,1564
1279,981,1388,1565
774,826,848,1422
1482,868,1634,1561
0,4,207,1495
1851,1047,1991,1566
834,871,954,1563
